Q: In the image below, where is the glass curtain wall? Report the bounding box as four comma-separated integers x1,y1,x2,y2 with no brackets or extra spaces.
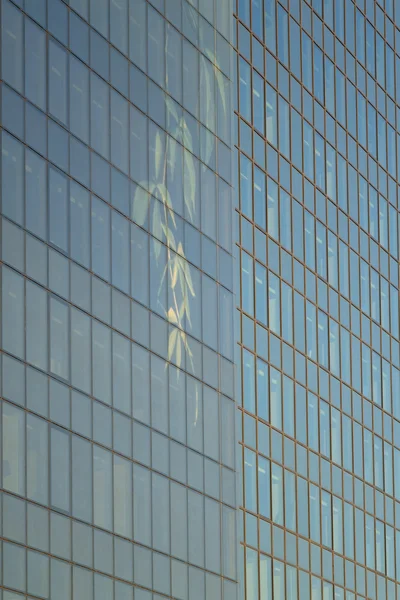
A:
0,0,237,599
235,0,400,599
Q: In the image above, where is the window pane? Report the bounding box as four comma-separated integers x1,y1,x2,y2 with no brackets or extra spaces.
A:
3,402,25,496
188,489,204,567
148,6,165,87
114,455,132,538
70,181,90,267
3,542,26,592
91,73,110,159
132,344,150,425
223,505,236,579
73,566,93,600
110,0,128,54
50,297,69,380
27,414,48,505
48,39,68,125
93,445,113,530
26,149,47,240
166,25,182,103
90,0,108,37
183,40,199,117
111,90,129,174
25,19,46,110
112,211,130,294
112,332,131,414
203,387,219,461
49,167,68,252
26,282,48,371
2,132,24,225
130,106,148,186
151,355,168,434
2,0,23,92
92,321,112,405
51,559,71,600
70,56,89,144
129,0,147,70
72,436,92,522
50,426,70,513
92,196,111,281
2,266,24,359
71,308,91,394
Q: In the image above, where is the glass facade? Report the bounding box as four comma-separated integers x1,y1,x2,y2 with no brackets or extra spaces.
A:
0,1,237,599
236,0,400,599
4,0,400,598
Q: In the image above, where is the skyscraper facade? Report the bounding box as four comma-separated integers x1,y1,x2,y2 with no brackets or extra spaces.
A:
0,1,237,599
4,0,400,599
236,0,400,599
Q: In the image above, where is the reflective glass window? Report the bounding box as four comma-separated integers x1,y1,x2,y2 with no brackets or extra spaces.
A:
25,19,46,110
50,426,70,513
49,40,68,125
91,73,110,159
70,56,89,144
26,149,47,240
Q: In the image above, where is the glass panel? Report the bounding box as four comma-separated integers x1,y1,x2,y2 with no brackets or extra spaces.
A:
112,211,130,294
258,456,270,518
2,266,24,359
92,321,112,405
2,132,24,225
3,402,25,496
70,56,89,144
152,473,170,553
132,343,150,424
171,481,188,561
166,24,182,103
71,436,92,522
26,149,47,240
3,542,26,591
50,426,70,513
271,463,283,525
188,489,204,567
51,559,71,600
2,0,23,92
49,167,68,252
27,550,49,598
25,19,46,110
91,0,108,36
49,39,68,124
70,181,90,268
151,355,168,434
93,445,113,530
148,6,165,87
91,73,110,159
186,377,203,455
114,455,132,538
133,464,151,545
92,196,111,281
112,332,131,414
27,413,48,504
73,566,93,600
110,0,128,53
111,90,129,174
50,297,69,380
71,308,91,394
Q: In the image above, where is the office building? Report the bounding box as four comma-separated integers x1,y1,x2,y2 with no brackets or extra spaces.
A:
236,0,400,599
0,0,237,599
3,0,400,599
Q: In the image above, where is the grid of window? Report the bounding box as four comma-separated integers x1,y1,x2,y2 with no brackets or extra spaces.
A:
236,0,400,599
0,0,237,599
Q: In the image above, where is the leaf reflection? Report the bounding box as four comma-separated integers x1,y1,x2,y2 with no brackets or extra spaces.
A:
132,34,227,372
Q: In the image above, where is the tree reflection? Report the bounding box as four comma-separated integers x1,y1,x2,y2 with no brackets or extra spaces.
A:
132,36,227,373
